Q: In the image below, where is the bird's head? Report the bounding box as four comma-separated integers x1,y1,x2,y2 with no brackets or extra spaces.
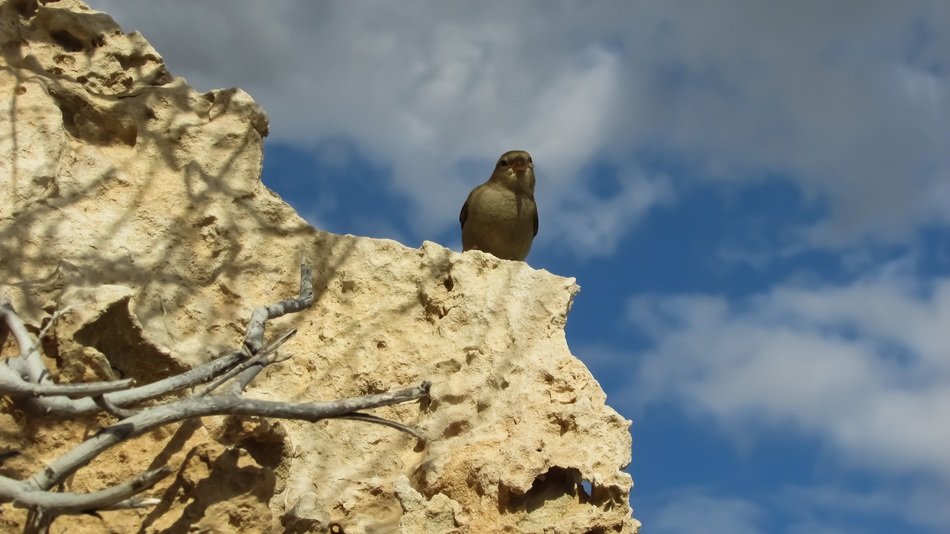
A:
491,150,535,194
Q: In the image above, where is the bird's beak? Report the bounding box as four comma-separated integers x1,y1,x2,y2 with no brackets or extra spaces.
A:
510,156,530,172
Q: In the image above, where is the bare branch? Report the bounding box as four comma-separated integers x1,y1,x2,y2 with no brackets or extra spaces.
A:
335,412,429,442
243,263,313,354
35,304,81,344
27,381,431,491
2,262,315,415
7,349,249,416
230,262,314,394
2,262,433,530
1,299,50,385
0,466,171,514
100,496,161,510
1,302,247,415
0,365,133,398
92,395,138,419
199,328,297,397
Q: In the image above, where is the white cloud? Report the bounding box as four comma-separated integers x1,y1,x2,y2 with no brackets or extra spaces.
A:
644,481,950,534
543,168,672,256
625,258,950,531
781,483,950,532
86,1,950,254
650,491,764,534
628,264,950,482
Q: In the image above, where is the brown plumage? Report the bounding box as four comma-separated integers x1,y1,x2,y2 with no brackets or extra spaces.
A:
459,150,538,261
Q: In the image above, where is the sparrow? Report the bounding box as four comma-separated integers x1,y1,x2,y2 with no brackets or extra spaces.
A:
459,150,538,261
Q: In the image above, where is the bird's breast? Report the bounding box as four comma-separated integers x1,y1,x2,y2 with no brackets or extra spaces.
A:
472,186,534,222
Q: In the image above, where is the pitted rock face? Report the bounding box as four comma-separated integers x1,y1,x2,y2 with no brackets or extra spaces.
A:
0,1,637,532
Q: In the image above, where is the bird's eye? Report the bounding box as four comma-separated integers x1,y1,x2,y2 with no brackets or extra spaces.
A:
498,159,509,167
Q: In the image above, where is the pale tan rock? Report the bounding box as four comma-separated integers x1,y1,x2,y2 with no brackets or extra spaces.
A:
395,475,468,533
0,1,639,532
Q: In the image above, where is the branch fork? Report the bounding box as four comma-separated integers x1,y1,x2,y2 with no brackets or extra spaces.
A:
0,262,431,532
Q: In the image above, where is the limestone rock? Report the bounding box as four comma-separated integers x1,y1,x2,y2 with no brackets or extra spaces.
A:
0,1,638,532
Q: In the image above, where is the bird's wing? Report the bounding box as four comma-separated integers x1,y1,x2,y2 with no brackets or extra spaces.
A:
459,196,470,229
533,206,539,236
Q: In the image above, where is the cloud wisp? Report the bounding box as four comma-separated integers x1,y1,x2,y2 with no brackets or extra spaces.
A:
628,259,950,498
88,1,950,257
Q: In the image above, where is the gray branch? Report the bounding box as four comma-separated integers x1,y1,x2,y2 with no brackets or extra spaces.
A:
1,264,313,415
1,299,51,385
1,261,432,527
335,412,430,441
26,381,431,492
200,328,297,396
9,349,250,416
243,263,313,354
0,365,134,398
1,466,171,514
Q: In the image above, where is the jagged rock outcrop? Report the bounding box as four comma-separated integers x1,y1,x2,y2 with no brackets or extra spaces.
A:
0,1,638,532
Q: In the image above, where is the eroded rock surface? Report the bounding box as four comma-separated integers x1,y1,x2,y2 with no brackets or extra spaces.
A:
0,1,638,532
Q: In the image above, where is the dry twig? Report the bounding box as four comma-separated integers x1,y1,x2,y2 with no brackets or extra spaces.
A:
0,262,431,532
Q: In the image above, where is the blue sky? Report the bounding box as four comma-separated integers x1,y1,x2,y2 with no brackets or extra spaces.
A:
88,2,950,532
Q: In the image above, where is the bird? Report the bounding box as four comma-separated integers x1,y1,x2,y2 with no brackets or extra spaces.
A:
459,150,538,261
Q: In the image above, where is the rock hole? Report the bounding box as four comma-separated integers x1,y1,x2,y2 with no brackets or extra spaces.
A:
498,466,586,513
73,296,187,383
148,65,174,86
117,52,159,70
442,276,454,291
13,0,37,17
441,420,471,438
420,294,449,321
194,215,217,227
279,513,318,533
440,393,467,405
50,29,84,52
550,413,576,435
465,349,480,364
580,479,593,499
53,91,138,146
434,358,462,373
31,175,55,191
